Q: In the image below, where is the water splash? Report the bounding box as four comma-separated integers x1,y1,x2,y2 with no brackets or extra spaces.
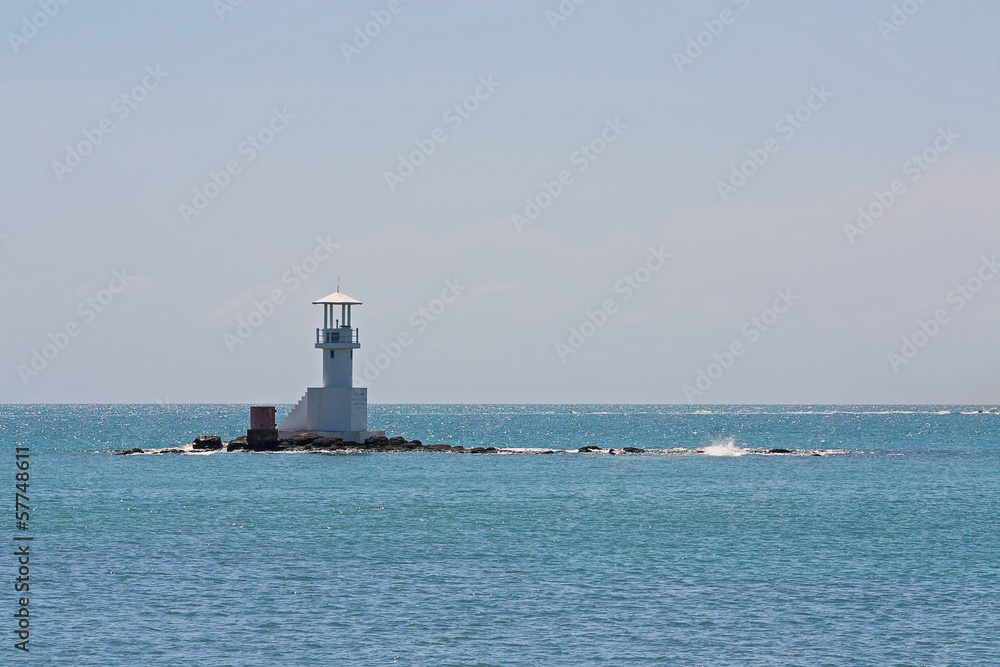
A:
699,437,747,457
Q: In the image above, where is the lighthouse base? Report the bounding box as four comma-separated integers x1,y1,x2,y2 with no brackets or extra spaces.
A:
278,429,386,443
278,386,373,435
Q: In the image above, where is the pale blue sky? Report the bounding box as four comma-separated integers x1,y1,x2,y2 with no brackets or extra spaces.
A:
2,0,999,403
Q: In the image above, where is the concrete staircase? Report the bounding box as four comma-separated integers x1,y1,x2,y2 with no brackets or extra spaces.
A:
279,392,308,431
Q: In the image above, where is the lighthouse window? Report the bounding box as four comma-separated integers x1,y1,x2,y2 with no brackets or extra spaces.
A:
330,350,335,358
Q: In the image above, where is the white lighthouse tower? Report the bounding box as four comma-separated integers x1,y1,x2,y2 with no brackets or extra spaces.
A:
278,290,384,442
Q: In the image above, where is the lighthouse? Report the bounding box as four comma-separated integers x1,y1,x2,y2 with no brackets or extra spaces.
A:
277,290,385,442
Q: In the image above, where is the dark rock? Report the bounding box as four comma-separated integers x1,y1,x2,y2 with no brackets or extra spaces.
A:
215,433,440,454
470,447,488,454
623,447,644,454
160,448,185,454
539,450,554,454
226,436,248,451
451,446,466,452
193,436,223,451
280,432,320,447
609,449,618,456
304,437,341,450
243,432,302,452
578,446,603,453
113,448,144,456
485,447,498,453
767,448,794,454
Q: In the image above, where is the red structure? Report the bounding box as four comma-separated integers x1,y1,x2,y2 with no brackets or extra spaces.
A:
250,406,276,431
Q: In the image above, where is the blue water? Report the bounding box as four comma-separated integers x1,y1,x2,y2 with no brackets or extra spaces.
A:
3,404,999,665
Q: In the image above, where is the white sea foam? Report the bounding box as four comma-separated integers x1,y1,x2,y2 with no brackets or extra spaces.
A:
121,443,867,457
497,447,565,454
128,443,226,455
739,409,957,416
699,437,747,457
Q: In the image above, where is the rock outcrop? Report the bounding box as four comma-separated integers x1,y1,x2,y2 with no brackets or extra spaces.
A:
226,436,248,452
193,436,223,451
113,435,635,456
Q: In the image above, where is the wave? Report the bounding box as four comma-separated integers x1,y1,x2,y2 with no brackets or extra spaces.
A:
750,409,954,415
130,443,219,456
117,445,862,457
700,437,746,457
492,443,863,456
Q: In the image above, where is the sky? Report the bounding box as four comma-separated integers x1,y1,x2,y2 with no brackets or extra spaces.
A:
2,0,999,404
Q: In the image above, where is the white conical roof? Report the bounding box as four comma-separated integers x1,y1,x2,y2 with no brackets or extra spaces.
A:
313,291,362,305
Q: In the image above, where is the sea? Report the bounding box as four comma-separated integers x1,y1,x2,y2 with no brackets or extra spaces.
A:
2,404,998,666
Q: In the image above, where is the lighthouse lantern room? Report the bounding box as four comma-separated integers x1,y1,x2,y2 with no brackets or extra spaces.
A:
278,290,384,442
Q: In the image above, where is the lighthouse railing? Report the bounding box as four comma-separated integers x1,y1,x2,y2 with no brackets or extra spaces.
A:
316,327,359,344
